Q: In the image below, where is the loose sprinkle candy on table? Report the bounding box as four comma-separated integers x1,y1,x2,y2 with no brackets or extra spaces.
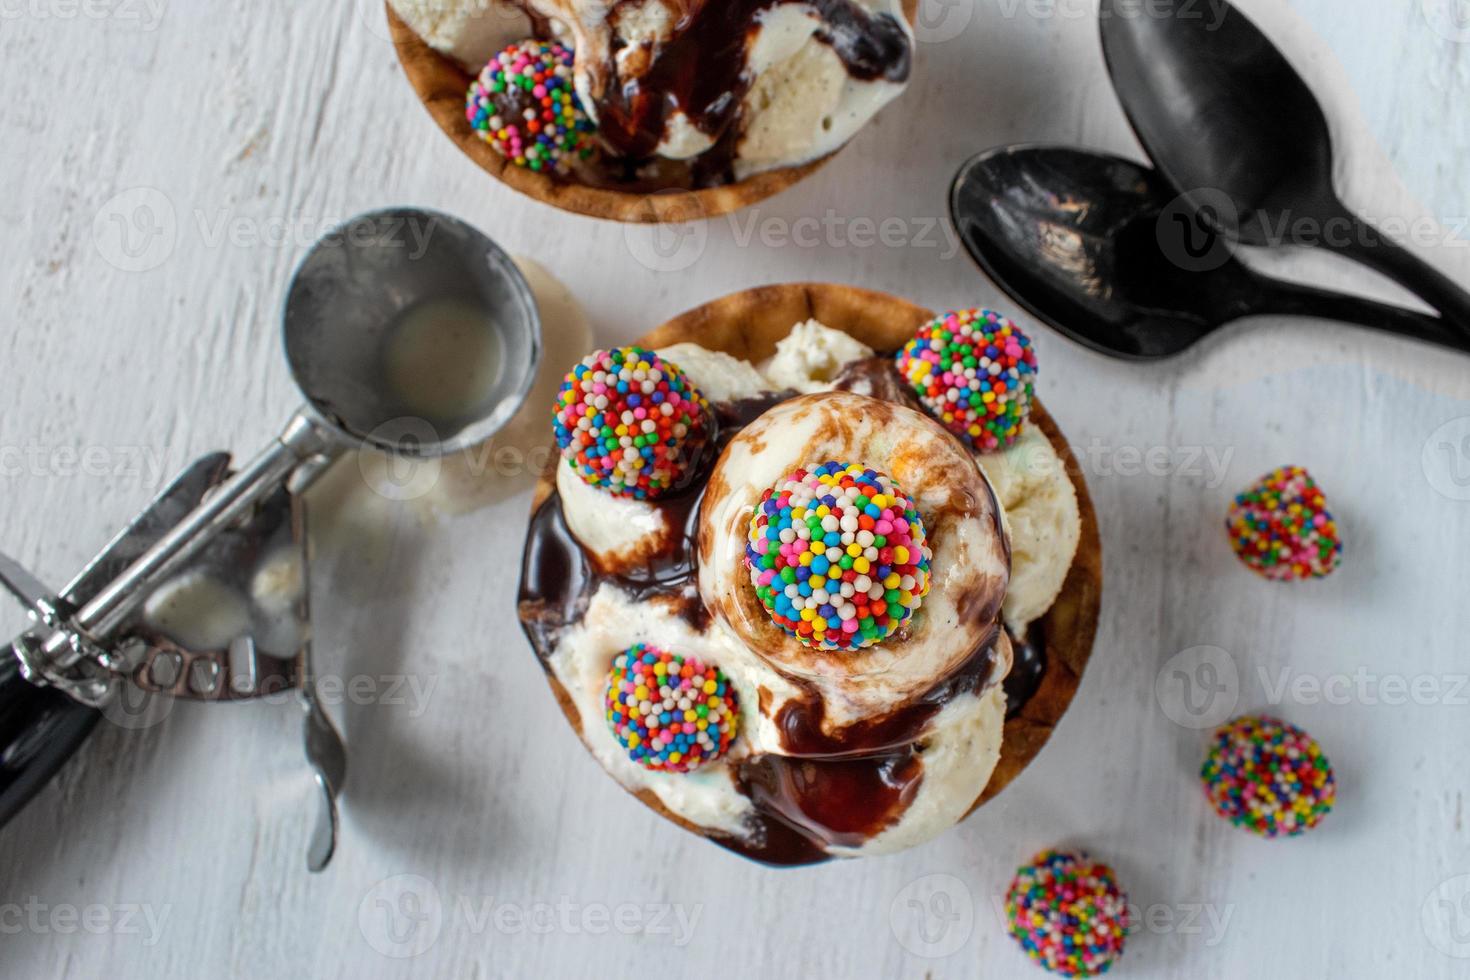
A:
1201,714,1335,837
1006,849,1130,977
1226,465,1343,581
895,308,1037,452
745,461,932,652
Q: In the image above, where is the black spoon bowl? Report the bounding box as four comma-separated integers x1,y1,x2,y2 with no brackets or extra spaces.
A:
949,145,1466,359
1099,0,1470,330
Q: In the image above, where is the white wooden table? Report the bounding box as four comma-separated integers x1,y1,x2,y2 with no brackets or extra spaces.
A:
3,1,1470,976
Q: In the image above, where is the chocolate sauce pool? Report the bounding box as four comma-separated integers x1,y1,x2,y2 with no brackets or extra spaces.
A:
517,364,1046,866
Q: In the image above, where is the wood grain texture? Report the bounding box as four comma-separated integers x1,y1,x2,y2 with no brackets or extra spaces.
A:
518,282,1103,841
1,0,1469,978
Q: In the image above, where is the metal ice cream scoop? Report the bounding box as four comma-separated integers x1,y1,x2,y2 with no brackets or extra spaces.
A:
0,207,542,870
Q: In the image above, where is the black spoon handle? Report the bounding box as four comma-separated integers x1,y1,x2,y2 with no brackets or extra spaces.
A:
1254,275,1470,353
1318,204,1470,333
0,655,99,825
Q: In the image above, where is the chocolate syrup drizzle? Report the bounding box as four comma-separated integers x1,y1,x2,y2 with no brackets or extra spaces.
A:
587,0,911,186
1003,623,1047,718
517,362,1045,866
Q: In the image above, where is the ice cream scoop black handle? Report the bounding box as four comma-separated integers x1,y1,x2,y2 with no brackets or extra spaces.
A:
0,654,98,826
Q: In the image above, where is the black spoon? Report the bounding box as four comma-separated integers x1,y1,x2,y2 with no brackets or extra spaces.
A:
1099,0,1470,331
949,145,1467,359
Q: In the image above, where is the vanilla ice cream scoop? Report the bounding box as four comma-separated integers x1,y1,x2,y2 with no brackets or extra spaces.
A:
388,0,535,67
575,0,912,177
699,392,1012,723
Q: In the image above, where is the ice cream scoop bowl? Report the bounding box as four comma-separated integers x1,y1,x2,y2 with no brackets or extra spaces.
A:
284,207,541,457
0,207,540,868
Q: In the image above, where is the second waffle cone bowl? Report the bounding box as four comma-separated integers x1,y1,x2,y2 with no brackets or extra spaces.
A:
387,1,920,223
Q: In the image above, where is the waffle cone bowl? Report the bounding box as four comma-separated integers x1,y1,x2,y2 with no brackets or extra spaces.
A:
518,283,1102,860
387,2,918,223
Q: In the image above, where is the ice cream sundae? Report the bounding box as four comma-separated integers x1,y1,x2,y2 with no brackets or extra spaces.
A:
517,285,1099,863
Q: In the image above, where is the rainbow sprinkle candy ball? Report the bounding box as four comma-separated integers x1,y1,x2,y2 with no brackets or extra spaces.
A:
1226,465,1343,581
745,462,932,652
604,644,739,774
1201,714,1335,837
553,347,711,499
895,308,1038,452
465,40,596,175
1006,850,1129,978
